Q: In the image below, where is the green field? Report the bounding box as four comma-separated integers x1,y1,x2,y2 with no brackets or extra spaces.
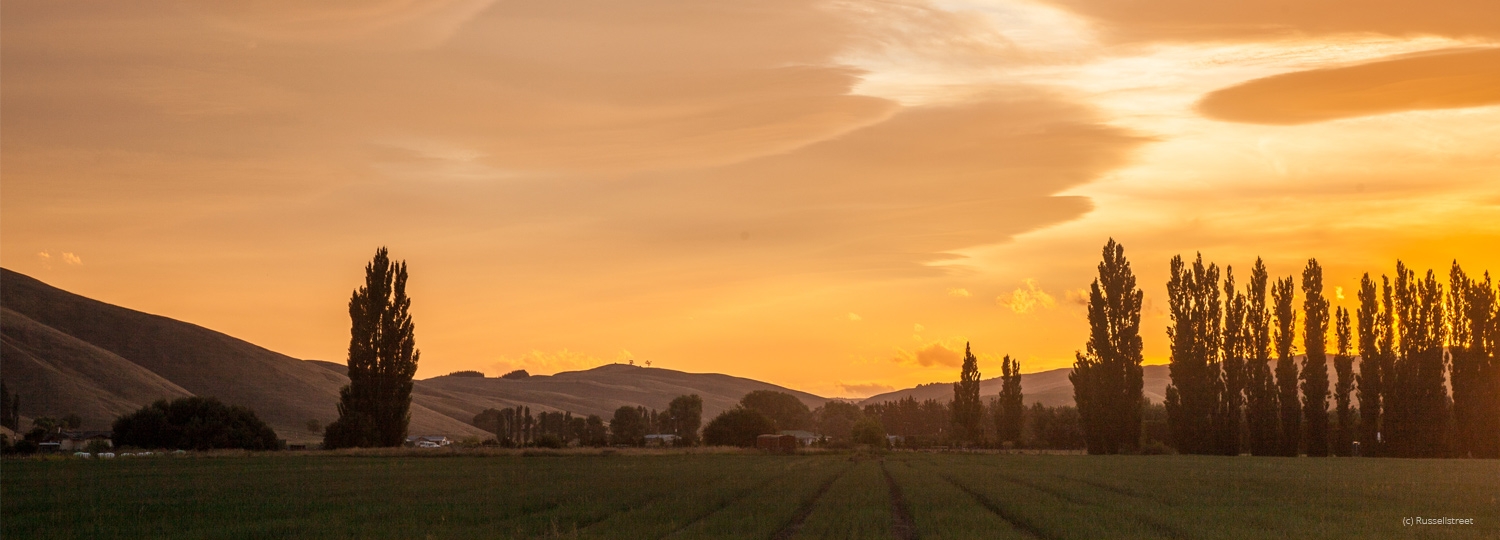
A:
3,451,1495,539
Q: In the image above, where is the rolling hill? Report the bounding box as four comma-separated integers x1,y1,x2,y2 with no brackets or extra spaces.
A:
0,269,827,442
859,364,1172,408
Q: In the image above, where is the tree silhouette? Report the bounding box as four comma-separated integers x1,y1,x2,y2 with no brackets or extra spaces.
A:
324,247,420,449
1333,306,1354,456
668,394,704,446
998,355,1023,445
1272,274,1300,457
1355,274,1383,456
1219,266,1248,455
1071,238,1144,454
1244,259,1280,456
1300,259,1330,457
951,343,983,446
1165,253,1223,455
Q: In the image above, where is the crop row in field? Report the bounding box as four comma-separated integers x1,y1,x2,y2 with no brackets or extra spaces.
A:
3,452,1495,539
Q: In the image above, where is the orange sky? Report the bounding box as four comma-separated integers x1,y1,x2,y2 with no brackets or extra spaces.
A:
4,0,1499,398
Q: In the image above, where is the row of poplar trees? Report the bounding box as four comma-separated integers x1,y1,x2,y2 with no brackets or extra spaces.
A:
1071,238,1499,458
950,343,1024,446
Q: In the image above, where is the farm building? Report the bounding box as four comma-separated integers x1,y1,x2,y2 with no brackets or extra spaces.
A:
644,434,679,446
778,430,817,446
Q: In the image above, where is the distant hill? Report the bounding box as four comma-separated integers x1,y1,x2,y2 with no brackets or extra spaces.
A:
414,364,829,423
0,269,485,442
860,365,1172,408
860,358,1357,409
0,269,826,442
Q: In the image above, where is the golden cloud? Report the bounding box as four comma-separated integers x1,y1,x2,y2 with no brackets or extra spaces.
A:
947,288,972,297
1198,48,1500,125
1039,0,1500,42
1002,278,1057,314
893,339,965,367
487,349,607,376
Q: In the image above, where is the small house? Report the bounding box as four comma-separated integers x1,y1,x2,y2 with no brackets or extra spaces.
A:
50,431,113,452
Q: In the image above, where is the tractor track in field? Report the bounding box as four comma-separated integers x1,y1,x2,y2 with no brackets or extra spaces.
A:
768,463,851,540
881,461,917,540
935,473,1051,540
979,470,1188,540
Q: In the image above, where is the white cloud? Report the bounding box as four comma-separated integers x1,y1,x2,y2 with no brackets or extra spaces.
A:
947,287,972,297
62,252,83,265
1335,286,1346,300
1002,278,1057,314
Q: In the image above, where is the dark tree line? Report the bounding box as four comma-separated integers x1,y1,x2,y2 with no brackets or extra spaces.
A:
1073,237,1499,458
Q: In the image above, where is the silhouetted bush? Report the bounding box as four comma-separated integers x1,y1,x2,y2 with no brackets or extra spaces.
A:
501,370,530,380
445,370,486,378
702,408,775,447
113,397,280,451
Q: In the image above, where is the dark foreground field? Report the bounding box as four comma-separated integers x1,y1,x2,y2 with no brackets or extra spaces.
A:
4,451,1495,539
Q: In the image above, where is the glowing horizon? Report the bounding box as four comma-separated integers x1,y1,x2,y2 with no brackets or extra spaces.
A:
5,0,1498,398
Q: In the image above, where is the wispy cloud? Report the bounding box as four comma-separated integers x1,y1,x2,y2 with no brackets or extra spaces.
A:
947,288,972,297
838,381,896,397
847,312,863,322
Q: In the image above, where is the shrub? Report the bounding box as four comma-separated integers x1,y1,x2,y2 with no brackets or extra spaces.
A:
112,397,280,451
852,417,887,447
500,370,531,380
445,370,486,378
702,408,775,447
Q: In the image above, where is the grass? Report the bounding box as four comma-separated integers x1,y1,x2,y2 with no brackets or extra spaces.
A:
3,451,1495,539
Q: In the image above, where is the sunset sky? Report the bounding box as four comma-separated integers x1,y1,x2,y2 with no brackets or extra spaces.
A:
4,0,1498,398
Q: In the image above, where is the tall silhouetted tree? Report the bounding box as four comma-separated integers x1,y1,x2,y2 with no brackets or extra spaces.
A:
1300,259,1331,457
1071,238,1145,454
1244,259,1280,456
1389,264,1452,458
1273,274,1300,457
1333,306,1355,457
610,405,646,446
324,247,420,449
1218,267,1247,455
952,343,983,446
1356,274,1383,456
0,382,18,432
998,355,1024,445
1165,253,1223,455
1456,270,1499,458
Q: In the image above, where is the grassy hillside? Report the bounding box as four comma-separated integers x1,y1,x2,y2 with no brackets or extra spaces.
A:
0,269,485,442
0,269,824,442
415,363,830,422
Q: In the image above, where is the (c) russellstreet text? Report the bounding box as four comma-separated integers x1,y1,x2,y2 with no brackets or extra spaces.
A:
1403,517,1474,526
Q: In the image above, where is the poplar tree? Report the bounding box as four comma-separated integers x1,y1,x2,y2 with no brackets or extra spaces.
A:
952,343,983,446
1219,267,1248,455
1165,253,1223,455
1244,259,1280,456
1273,275,1300,457
1333,306,1355,457
1300,259,1331,457
998,355,1024,445
1387,263,1451,458
324,247,421,449
1355,274,1383,455
1459,271,1499,458
1071,239,1145,454
1448,263,1477,457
